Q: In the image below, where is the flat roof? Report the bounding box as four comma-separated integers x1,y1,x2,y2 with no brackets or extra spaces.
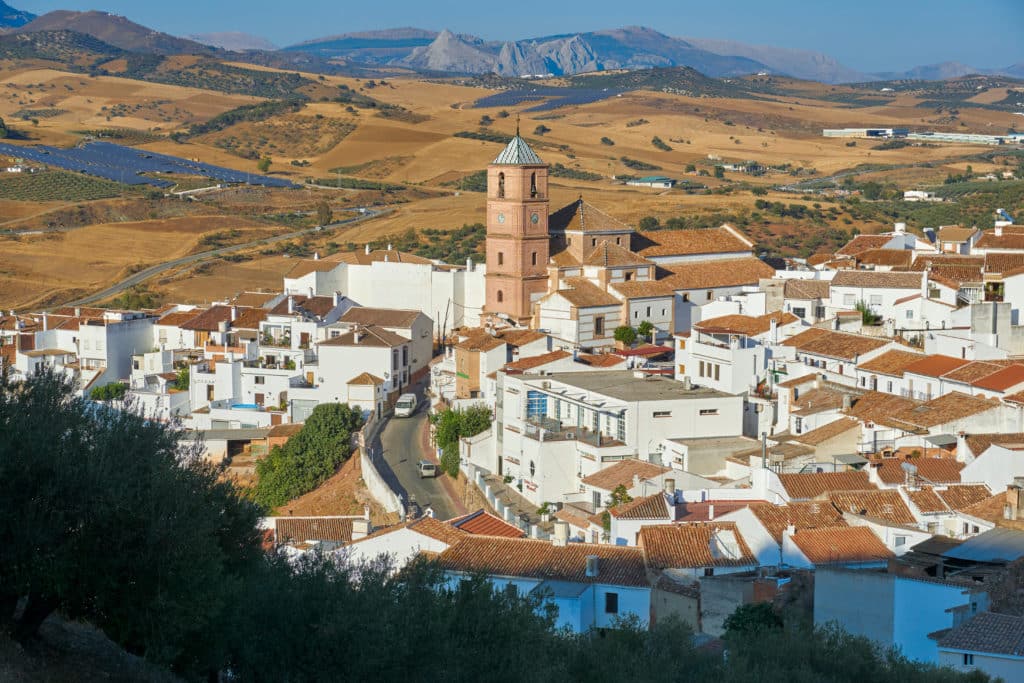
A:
531,371,733,402
184,428,272,442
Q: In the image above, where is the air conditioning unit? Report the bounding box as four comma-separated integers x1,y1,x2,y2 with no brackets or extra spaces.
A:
565,432,576,440
541,381,551,389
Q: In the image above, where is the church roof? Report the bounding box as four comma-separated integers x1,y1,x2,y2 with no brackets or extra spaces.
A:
549,199,632,234
492,135,544,165
582,241,650,267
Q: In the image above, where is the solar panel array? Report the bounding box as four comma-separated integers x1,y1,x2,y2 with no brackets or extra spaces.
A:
474,87,622,112
0,141,298,189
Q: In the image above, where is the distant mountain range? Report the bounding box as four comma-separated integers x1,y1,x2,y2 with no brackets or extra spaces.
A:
0,1,1020,84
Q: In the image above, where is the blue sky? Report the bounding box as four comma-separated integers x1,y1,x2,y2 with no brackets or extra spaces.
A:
17,0,1024,72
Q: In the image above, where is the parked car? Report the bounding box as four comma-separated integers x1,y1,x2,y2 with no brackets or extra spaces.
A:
417,460,437,478
394,393,418,417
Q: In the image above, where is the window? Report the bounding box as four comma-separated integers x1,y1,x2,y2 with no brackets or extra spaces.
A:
653,411,671,418
682,293,690,303
962,654,974,666
604,592,619,614
646,306,651,317
905,309,913,319
530,172,537,198
794,417,803,433
497,290,504,303
699,408,719,416
529,460,536,477
255,376,265,385
616,416,625,442
661,308,666,316
593,490,602,509
793,307,806,319
624,271,634,281
869,295,882,306
634,311,639,319
706,290,713,301
497,252,504,266
894,536,906,547
713,364,720,381
843,293,856,306
531,252,537,266
392,349,399,371
330,330,340,338
505,583,518,598
703,568,715,577
594,316,605,337
887,381,893,392
497,172,505,198
402,346,408,366
591,238,597,247
615,237,621,245
699,360,705,377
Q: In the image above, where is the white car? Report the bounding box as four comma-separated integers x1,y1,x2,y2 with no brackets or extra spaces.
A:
394,394,418,417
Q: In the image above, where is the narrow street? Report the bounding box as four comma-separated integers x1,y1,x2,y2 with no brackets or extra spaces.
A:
374,391,463,521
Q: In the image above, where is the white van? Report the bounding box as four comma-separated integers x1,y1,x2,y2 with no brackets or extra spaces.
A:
394,394,418,417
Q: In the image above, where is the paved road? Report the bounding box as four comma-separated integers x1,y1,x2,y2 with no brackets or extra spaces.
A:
64,208,389,307
377,409,459,521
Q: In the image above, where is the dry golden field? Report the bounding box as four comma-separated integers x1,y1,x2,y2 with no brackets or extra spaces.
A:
0,58,1019,309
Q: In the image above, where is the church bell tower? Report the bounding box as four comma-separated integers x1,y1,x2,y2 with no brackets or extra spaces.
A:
484,125,550,323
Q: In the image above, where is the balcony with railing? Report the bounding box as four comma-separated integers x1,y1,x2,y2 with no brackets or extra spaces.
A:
522,416,623,448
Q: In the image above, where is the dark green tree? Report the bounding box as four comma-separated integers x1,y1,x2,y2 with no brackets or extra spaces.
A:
637,320,655,342
316,200,333,226
614,325,637,346
254,402,364,509
432,405,492,477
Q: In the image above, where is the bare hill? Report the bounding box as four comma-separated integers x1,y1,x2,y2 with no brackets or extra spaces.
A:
16,10,216,55
685,36,867,83
190,32,277,52
0,0,34,29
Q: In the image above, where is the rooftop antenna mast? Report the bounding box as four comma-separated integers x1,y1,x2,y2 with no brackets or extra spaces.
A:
515,113,520,137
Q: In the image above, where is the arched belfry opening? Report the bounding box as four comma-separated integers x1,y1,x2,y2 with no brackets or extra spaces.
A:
498,172,505,199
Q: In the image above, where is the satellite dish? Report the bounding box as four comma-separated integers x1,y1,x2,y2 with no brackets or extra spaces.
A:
901,462,918,475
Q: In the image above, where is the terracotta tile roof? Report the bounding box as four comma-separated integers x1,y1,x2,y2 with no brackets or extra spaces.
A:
157,310,205,327
830,270,923,289
856,349,926,376
577,352,626,368
983,252,1024,275
895,392,999,429
937,612,1024,656
179,305,233,331
784,279,831,300
270,295,336,318
231,307,266,330
553,508,596,531
51,306,105,317
633,224,753,258
856,248,913,268
791,417,859,446
783,328,889,361
437,536,649,587
658,257,776,290
448,509,526,538
673,500,758,522
695,310,799,337
958,493,1009,523
230,291,278,307
928,264,983,287
965,433,1024,457
828,489,917,525
874,458,964,485
748,501,847,542
790,387,849,416
942,361,1004,384
581,459,671,491
548,198,633,234
937,226,978,243
554,277,621,308
906,487,946,513
790,526,894,564
454,328,506,352
285,258,345,279
405,516,469,545
846,390,918,424
274,517,355,544
549,249,582,267
339,307,422,328
348,372,385,385
806,253,835,266
777,471,873,500
910,254,984,271
582,240,651,267
1005,391,1024,405
498,329,547,347
975,231,1024,251
329,249,434,267
937,485,993,511
903,354,971,378
972,364,1024,392
639,522,756,570
607,279,676,298
607,493,671,520
318,324,410,348
836,235,894,256
504,349,571,372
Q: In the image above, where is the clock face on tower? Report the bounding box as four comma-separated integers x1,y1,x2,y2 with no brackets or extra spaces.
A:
497,212,505,224
531,212,540,224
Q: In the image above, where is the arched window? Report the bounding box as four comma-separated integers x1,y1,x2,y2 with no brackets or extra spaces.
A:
498,172,505,198
497,252,504,266
530,172,537,198
531,252,537,266
497,290,504,303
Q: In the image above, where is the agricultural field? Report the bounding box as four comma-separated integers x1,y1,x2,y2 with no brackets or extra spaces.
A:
0,51,1021,309
0,170,134,201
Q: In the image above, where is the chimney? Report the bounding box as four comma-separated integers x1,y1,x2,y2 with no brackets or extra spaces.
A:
230,306,237,321
74,307,81,317
287,296,294,314
352,518,371,541
995,224,1004,237
353,326,363,344
708,503,715,519
364,243,371,255
308,286,314,298
632,474,641,489
364,504,370,520
842,394,852,411
785,523,796,538
552,520,569,546
769,317,779,345
682,376,692,391
956,431,969,462
313,252,320,261
333,291,341,307
1004,481,1023,521
894,222,906,234
663,478,675,497
42,312,48,331
585,555,599,578
761,431,768,469
387,243,393,251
